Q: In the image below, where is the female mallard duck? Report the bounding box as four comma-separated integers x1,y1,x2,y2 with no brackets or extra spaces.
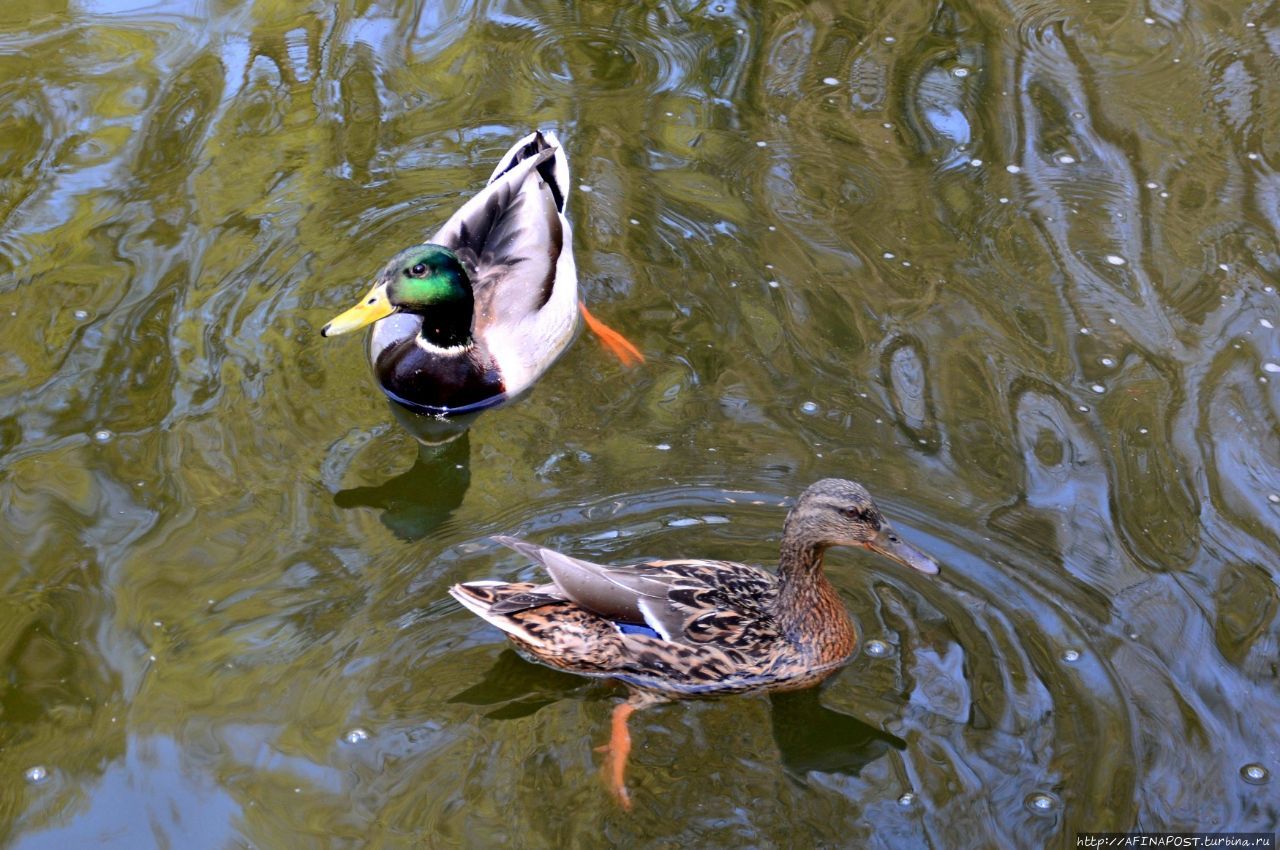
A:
321,130,641,415
449,478,939,809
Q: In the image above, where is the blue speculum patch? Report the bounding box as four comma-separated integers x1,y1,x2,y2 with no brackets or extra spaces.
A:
617,622,661,639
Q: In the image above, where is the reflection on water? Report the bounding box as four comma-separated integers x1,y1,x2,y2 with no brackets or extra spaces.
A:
447,649,591,721
334,431,471,541
768,688,905,779
1,0,1278,845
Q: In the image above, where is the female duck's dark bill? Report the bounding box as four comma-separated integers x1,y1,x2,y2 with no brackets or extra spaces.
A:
866,523,940,574
321,282,394,337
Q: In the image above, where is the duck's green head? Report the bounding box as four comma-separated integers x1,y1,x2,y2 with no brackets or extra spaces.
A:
321,245,473,342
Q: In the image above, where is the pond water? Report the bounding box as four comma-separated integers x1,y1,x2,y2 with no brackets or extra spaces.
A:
1,0,1278,846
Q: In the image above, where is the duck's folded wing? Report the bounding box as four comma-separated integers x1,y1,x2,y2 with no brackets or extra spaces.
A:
430,147,562,328
494,536,669,622
493,536,776,647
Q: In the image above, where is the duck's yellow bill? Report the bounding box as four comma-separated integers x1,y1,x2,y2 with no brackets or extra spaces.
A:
321,283,394,337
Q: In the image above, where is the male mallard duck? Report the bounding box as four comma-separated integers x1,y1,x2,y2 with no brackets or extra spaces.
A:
321,131,641,415
449,478,939,809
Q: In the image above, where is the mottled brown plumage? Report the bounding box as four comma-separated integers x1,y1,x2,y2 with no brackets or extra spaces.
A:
448,478,940,809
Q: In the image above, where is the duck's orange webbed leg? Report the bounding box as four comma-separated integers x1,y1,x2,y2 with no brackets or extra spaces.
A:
579,301,644,367
594,692,663,811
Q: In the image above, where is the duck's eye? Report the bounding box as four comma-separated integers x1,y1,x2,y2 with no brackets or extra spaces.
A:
410,263,427,276
840,507,863,519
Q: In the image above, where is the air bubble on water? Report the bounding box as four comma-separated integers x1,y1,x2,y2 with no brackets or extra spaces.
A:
1262,362,1280,373
969,158,983,166
1100,357,1115,367
1260,319,1273,329
93,429,113,444
864,639,893,658
655,443,672,451
1090,384,1105,394
883,252,896,259
883,35,896,43
25,766,47,784
768,280,780,289
952,67,969,78
73,309,89,320
1267,494,1279,504
344,728,369,745
898,792,915,806
882,122,894,129
578,185,593,193
1006,164,1021,173
1247,152,1259,161
1241,763,1269,784
1145,181,1158,189
999,197,1009,204
1143,16,1155,23
1159,191,1169,198
1079,327,1091,334
1105,254,1126,266
1025,792,1059,814
1138,427,1149,435
1076,405,1090,412
800,401,819,415
1062,649,1081,662
822,76,839,85
1056,154,1077,164
629,218,639,226
755,140,767,148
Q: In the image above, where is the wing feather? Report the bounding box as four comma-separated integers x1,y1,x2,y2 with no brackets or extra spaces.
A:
494,537,783,651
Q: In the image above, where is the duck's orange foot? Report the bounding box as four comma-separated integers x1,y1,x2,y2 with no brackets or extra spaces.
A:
595,701,637,811
579,301,644,368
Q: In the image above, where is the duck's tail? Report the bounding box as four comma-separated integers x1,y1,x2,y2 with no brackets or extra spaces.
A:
490,130,568,213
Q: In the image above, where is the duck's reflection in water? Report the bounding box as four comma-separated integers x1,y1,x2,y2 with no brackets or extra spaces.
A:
449,650,904,777
768,687,905,778
333,410,472,541
447,649,588,720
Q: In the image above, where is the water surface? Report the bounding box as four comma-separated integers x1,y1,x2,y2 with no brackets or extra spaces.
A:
1,0,1278,846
